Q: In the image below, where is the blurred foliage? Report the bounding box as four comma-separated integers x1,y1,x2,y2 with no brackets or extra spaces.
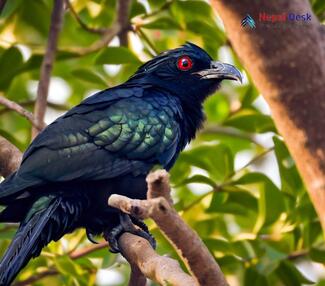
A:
0,0,325,285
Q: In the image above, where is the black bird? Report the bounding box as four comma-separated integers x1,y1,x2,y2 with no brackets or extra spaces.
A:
0,43,241,285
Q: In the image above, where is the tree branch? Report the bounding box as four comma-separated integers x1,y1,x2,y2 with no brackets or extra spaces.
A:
118,233,196,286
0,95,45,130
211,0,325,233
109,170,228,286
128,264,147,286
116,0,131,47
0,136,21,177
32,0,64,138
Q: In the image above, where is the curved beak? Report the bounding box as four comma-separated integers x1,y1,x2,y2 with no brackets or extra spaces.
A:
195,61,242,83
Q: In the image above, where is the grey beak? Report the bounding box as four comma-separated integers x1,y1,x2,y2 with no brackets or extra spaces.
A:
195,62,242,83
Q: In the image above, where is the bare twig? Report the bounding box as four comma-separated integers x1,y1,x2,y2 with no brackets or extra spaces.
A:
109,170,228,286
66,0,132,56
32,0,64,138
67,23,121,55
135,28,159,56
140,0,174,20
201,125,264,148
0,96,45,130
69,241,108,259
0,100,70,116
287,250,309,261
64,0,107,34
225,146,275,180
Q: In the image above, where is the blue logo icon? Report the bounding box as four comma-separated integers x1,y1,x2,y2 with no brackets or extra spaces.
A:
241,14,256,29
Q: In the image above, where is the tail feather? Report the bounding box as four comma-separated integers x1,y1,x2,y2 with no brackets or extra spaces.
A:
0,194,86,286
0,197,61,286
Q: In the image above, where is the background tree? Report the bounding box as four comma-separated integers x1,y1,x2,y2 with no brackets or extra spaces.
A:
0,0,324,285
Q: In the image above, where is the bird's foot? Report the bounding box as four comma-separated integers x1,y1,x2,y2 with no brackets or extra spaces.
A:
107,212,156,253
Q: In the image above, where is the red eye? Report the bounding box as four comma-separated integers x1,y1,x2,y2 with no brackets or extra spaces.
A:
177,56,193,71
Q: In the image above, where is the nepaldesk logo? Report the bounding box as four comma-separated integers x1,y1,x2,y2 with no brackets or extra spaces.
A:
241,12,312,29
241,14,256,29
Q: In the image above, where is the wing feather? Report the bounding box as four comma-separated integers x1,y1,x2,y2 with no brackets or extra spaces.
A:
0,90,181,199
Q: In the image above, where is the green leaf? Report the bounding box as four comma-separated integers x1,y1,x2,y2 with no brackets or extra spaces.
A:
235,173,285,232
207,192,228,212
203,238,232,254
186,20,225,46
224,187,258,212
54,255,85,276
0,47,24,90
207,189,257,216
273,136,303,194
19,0,50,35
256,242,287,274
169,157,191,185
178,174,217,188
180,144,234,182
309,247,325,263
142,17,181,30
244,267,269,286
71,68,108,87
95,47,141,65
0,0,23,19
148,0,167,9
239,85,260,108
275,260,314,285
130,1,146,18
232,240,255,260
224,110,276,133
204,93,230,123
171,0,214,24
217,255,243,274
312,0,325,18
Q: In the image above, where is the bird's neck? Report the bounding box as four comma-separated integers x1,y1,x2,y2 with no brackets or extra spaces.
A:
179,99,205,146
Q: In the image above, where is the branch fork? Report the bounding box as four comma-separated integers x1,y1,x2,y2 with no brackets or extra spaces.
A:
108,170,228,286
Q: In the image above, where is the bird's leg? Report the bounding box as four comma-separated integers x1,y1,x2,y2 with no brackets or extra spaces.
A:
106,212,156,253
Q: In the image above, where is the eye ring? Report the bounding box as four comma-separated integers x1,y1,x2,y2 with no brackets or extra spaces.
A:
177,56,193,71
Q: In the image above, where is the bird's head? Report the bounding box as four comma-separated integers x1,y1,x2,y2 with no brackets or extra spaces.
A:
128,42,242,103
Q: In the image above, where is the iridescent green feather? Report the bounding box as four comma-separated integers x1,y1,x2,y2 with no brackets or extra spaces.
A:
88,99,179,159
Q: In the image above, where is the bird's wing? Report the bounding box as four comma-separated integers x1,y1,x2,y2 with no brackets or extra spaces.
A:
0,90,181,199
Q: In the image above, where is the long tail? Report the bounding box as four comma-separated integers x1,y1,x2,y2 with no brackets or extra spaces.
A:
0,195,85,285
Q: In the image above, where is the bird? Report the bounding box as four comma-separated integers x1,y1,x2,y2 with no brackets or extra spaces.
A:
0,42,241,285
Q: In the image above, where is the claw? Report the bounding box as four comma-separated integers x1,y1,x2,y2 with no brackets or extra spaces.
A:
107,224,124,253
130,216,156,249
86,228,99,244
106,212,156,253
